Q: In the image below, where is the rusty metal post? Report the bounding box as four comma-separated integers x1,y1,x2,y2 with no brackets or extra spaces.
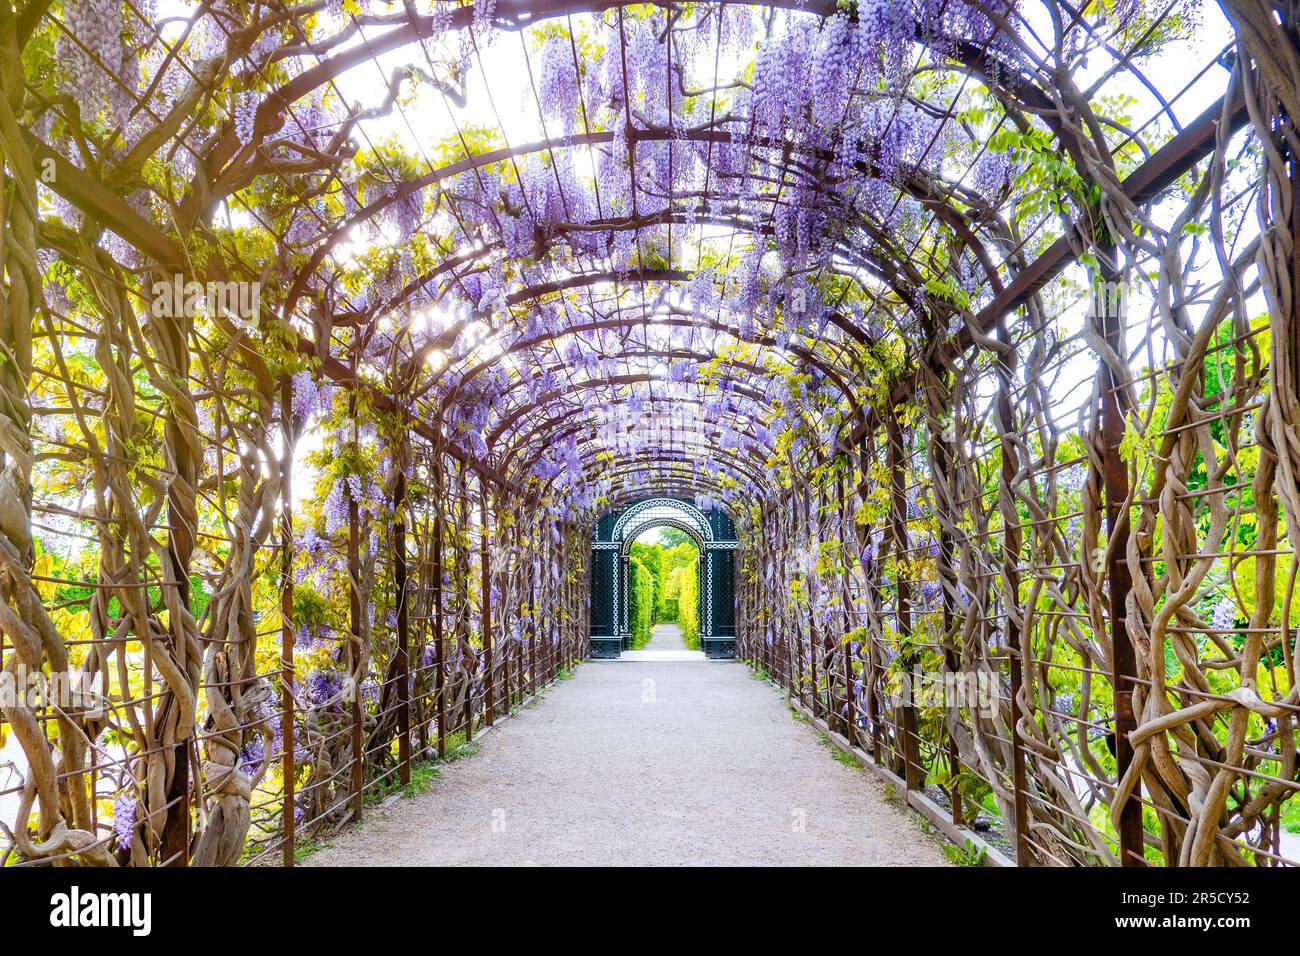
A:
565,533,574,667
994,310,1031,866
457,464,473,740
856,433,884,764
481,483,494,728
886,411,923,792
433,454,447,760
161,483,195,861
540,522,550,683
552,529,560,679
393,465,411,786
528,506,538,696
347,468,364,822
279,375,296,867
775,515,793,700
837,472,856,744
797,462,818,716
783,517,795,700
807,479,824,719
1095,249,1146,866
563,526,574,668
930,394,964,826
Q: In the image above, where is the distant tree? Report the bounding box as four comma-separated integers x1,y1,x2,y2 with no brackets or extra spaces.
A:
658,527,691,548
630,540,662,580
655,541,697,620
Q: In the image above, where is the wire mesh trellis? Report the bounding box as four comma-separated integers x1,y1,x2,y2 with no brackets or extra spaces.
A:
737,180,1300,865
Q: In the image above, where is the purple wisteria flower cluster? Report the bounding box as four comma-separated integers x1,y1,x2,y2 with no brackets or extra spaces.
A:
241,1,1046,525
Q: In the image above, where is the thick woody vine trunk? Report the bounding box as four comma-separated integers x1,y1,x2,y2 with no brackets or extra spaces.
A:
0,8,107,865
1191,0,1300,866
192,337,281,866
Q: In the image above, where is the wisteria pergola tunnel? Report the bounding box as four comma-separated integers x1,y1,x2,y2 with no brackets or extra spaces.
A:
1,0,1299,869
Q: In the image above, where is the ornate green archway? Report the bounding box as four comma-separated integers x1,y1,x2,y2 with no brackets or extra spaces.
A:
590,498,738,659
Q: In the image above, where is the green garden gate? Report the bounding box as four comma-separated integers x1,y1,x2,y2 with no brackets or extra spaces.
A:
589,498,737,659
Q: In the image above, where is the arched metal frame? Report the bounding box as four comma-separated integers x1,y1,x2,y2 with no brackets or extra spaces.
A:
613,498,715,544
618,518,706,555
591,498,737,658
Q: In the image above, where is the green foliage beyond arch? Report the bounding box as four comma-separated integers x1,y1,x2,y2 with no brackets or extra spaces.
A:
627,557,656,649
674,559,700,650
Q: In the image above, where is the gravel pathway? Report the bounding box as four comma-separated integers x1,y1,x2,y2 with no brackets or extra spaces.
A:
305,658,951,867
644,622,687,650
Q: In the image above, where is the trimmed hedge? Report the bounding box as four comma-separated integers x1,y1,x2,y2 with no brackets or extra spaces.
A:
670,558,700,649
627,556,656,648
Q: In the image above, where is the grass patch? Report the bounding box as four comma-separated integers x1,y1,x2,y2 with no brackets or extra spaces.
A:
943,839,988,867
556,668,575,681
830,744,861,771
813,730,863,772
402,761,441,798
293,838,333,864
438,735,479,764
910,813,984,866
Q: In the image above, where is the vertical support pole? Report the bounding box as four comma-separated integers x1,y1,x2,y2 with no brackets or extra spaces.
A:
505,511,515,710
558,529,564,668
570,536,577,667
544,519,554,682
856,434,884,764
886,411,923,792
1293,139,1300,404
804,486,819,718
775,516,790,698
1095,249,1145,866
347,463,364,822
619,551,628,648
279,376,296,867
458,464,473,740
568,527,577,668
567,533,575,667
756,510,764,673
528,505,538,696
930,393,964,826
434,453,446,760
838,473,856,744
797,468,817,714
812,476,830,720
394,465,411,787
782,517,795,701
995,311,1031,866
556,534,561,674
161,487,194,861
481,483,494,727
